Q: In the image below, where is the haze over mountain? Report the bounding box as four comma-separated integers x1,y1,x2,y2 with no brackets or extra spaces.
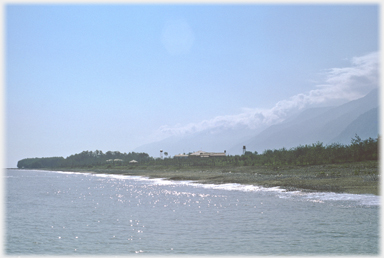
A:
135,88,379,157
330,107,378,145
135,51,379,158
135,125,264,157
230,88,378,154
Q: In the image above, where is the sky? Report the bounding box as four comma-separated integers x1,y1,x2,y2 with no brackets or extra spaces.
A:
5,4,379,168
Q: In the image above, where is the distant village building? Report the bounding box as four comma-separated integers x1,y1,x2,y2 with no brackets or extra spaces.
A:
106,159,123,165
189,150,226,158
171,150,227,158
129,160,138,164
174,154,189,158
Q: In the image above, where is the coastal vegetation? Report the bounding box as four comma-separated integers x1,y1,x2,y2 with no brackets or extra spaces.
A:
17,135,379,170
16,135,379,195
17,151,150,169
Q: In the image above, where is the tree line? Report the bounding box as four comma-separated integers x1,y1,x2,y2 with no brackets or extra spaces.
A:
146,135,379,168
17,150,150,169
17,135,378,169
239,135,378,167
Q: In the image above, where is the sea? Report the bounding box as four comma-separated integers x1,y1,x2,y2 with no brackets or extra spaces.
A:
5,169,380,255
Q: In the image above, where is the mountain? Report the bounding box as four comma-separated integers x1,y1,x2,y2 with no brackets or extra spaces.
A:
330,107,378,145
230,88,378,154
135,89,379,157
134,126,264,158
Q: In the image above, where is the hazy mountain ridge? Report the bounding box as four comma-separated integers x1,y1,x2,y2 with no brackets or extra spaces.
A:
230,89,378,154
135,126,263,157
330,107,378,144
135,89,379,157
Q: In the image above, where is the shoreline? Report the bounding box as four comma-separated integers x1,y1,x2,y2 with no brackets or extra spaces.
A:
38,160,379,195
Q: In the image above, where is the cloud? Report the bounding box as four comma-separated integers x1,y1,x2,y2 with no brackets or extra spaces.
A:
310,52,378,101
152,52,379,140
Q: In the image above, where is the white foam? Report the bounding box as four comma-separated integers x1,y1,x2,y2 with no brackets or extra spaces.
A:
187,181,379,206
91,173,129,180
48,170,380,206
192,182,285,193
303,192,380,206
47,170,150,182
147,177,194,186
277,189,380,206
55,171,86,175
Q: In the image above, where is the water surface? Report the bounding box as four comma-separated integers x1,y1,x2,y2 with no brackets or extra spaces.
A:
6,169,379,255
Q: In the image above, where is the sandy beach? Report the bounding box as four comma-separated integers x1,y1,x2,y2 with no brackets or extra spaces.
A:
48,160,379,195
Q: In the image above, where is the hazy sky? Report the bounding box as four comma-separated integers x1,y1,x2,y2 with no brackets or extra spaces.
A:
5,4,379,167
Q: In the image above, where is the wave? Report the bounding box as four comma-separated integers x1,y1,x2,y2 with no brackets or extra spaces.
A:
301,191,380,206
55,171,88,175
136,176,380,206
46,170,380,207
150,178,380,207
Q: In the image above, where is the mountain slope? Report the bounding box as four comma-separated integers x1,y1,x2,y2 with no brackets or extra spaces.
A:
135,89,379,157
134,126,262,158
330,107,379,145
230,89,378,153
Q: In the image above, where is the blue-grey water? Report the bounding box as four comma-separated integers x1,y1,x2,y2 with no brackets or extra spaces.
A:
6,169,380,255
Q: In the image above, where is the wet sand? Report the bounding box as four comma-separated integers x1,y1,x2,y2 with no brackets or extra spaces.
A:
50,160,379,195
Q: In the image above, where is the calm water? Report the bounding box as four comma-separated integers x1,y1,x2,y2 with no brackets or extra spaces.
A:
6,169,380,255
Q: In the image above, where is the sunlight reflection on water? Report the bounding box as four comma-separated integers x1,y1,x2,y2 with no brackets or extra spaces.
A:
6,169,379,255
